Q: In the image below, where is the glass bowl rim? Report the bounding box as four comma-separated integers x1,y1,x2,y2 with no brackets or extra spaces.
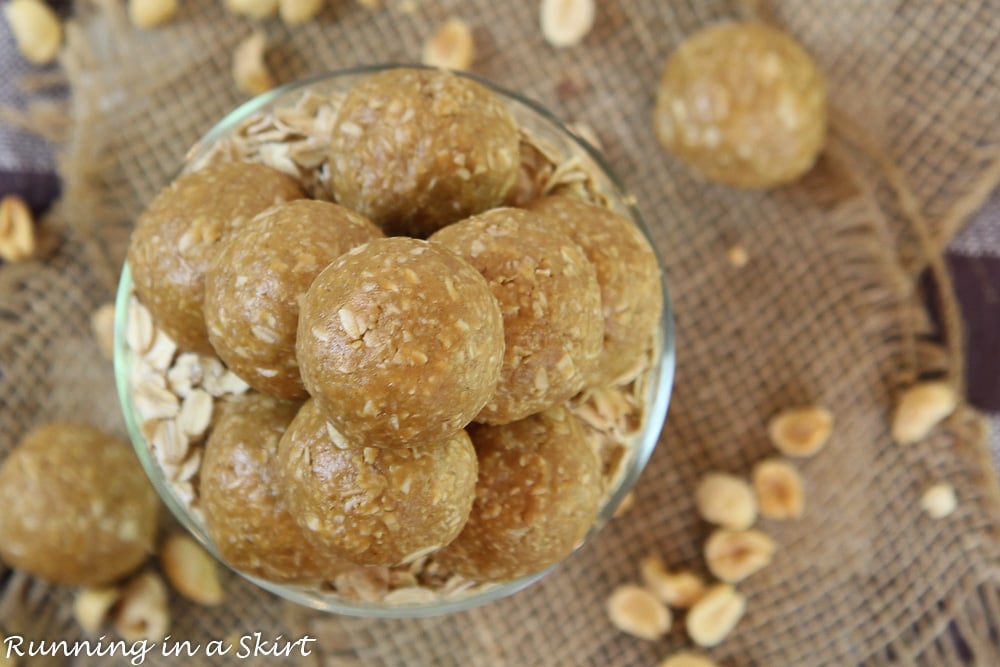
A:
114,64,677,618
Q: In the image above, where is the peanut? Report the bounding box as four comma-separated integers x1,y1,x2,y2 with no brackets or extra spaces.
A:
659,653,719,667
686,583,746,647
539,0,595,48
612,490,635,518
0,195,37,262
639,556,706,609
892,381,958,445
920,482,957,519
752,458,805,520
705,528,776,583
280,0,324,25
695,472,757,530
422,18,475,71
90,303,117,360
225,0,279,18
160,534,225,605
4,0,62,65
768,406,833,457
233,31,275,96
73,586,121,634
128,0,178,28
112,571,170,642
606,584,672,641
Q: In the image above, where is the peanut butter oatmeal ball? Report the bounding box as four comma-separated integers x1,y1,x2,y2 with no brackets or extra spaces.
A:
0,423,158,586
128,162,304,354
276,400,478,567
435,406,601,582
654,22,827,188
330,68,520,236
527,195,663,385
430,208,602,424
204,200,382,400
296,236,504,448
201,393,355,583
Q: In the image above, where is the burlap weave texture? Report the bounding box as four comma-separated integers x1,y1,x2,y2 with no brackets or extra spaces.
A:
2,1,1000,665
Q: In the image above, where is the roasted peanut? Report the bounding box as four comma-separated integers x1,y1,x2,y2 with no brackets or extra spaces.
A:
160,534,225,605
639,555,707,609
920,482,957,519
422,18,475,71
768,406,833,457
705,528,776,583
4,0,62,65
753,458,805,520
606,584,672,641
90,303,117,360
539,0,595,48
659,653,719,667
233,32,275,96
892,381,958,445
112,571,170,642
73,586,121,634
225,0,279,18
0,195,37,262
686,583,746,647
695,472,757,529
127,0,178,28
279,0,324,25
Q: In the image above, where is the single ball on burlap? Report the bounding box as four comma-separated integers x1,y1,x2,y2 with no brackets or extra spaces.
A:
276,400,478,567
526,195,663,386
330,68,520,236
204,200,383,400
654,21,827,189
0,423,159,586
201,393,355,583
296,236,504,448
430,207,603,424
128,162,304,353
435,406,601,582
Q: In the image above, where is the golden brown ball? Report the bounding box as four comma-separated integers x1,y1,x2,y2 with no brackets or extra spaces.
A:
654,22,827,188
0,423,159,586
128,162,304,353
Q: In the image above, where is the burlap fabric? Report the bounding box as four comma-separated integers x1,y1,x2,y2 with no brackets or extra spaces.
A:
3,1,1000,665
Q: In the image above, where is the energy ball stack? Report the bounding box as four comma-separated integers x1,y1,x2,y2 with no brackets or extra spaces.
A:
125,67,664,590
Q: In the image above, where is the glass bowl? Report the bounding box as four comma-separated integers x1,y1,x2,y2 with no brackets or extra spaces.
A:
114,64,676,618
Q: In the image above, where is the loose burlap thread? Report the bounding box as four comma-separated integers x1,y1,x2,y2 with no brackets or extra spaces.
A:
2,1,1000,665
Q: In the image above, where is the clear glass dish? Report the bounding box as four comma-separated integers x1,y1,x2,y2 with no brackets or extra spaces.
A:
114,64,676,618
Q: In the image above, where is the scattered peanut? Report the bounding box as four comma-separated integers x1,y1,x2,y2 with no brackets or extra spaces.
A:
768,406,833,457
539,0,595,48
659,653,719,667
920,482,957,519
640,556,707,609
127,0,178,28
686,583,746,648
90,303,117,360
606,584,672,641
225,0,279,18
280,0,324,25
112,571,170,642
695,472,757,530
73,586,121,634
726,244,749,268
705,528,776,583
892,381,958,445
612,490,635,518
4,0,63,65
421,18,475,71
233,32,275,96
753,458,805,520
0,195,37,263
160,534,225,605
